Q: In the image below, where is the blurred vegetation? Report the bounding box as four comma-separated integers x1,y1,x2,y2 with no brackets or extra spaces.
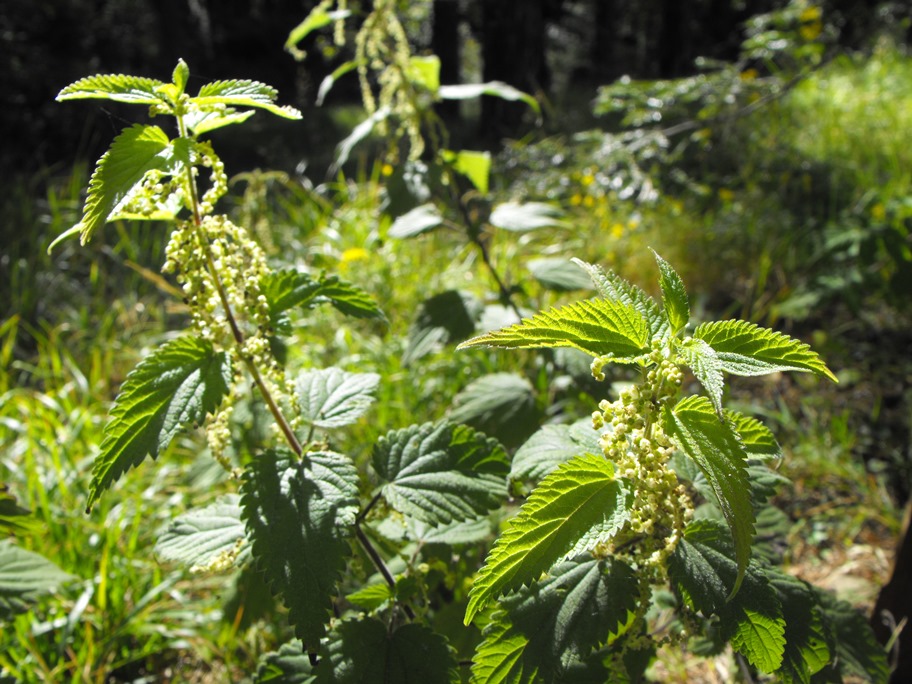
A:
2,0,912,680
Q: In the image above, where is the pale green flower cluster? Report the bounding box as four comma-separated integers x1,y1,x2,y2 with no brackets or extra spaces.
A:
355,0,425,160
592,341,693,582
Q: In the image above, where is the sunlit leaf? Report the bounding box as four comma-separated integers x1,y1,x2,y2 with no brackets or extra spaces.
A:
490,202,565,232
694,320,837,381
527,258,595,292
388,204,445,238
87,336,232,512
465,454,631,624
677,337,724,415
296,368,380,429
652,250,689,334
438,81,540,114
459,298,649,361
664,396,753,595
193,79,302,119
443,149,491,194
56,73,166,105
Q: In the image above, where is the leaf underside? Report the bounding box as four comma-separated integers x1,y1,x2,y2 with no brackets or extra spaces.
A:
241,449,359,649
295,368,380,429
155,494,249,571
0,540,75,621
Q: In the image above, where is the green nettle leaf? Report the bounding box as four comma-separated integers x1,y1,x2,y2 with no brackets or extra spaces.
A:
447,372,539,448
185,109,257,136
315,619,459,684
241,449,359,648
255,641,316,684
372,421,509,526
664,395,754,594
172,59,190,95
571,258,669,341
192,79,303,119
677,337,725,415
262,270,386,331
404,290,482,366
472,558,638,683
725,411,782,460
388,203,445,238
668,520,786,673
767,571,830,683
458,298,649,360
65,124,175,245
527,258,596,292
0,540,75,620
0,485,41,536
811,589,890,683
465,454,632,624
286,5,350,59
652,250,689,333
693,320,837,381
489,202,566,232
56,73,166,105
510,419,602,489
295,368,380,429
155,494,249,571
345,582,394,612
443,149,491,195
87,336,232,512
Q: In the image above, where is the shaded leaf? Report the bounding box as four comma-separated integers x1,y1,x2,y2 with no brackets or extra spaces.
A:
255,641,315,684
345,582,394,612
315,619,458,684
465,454,631,624
0,540,74,620
372,421,509,526
665,395,753,595
88,336,232,511
768,571,830,683
241,449,359,648
668,520,785,673
510,419,603,489
0,485,40,537
155,494,249,571
447,372,539,448
404,290,482,365
262,270,386,331
296,368,380,429
458,298,649,361
811,589,889,683
694,320,837,381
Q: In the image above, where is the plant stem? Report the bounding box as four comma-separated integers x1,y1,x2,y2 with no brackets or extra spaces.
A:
355,521,416,620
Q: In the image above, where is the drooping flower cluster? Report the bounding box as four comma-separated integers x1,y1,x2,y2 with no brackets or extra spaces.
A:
592,339,693,583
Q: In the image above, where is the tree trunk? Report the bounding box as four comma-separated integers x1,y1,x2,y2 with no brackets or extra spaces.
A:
871,501,912,681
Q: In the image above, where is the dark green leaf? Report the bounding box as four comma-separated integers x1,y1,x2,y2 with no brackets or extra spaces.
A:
811,589,889,683
255,641,315,684
315,619,459,684
448,372,539,448
372,421,509,526
88,336,232,511
652,250,690,333
0,485,40,537
465,454,631,624
668,520,785,673
262,270,386,331
665,396,754,595
296,368,380,429
404,290,482,366
241,449,359,648
511,419,603,489
768,571,830,683
458,298,649,361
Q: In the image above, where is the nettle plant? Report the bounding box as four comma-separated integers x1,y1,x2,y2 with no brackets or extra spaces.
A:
55,60,888,682
456,253,888,682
